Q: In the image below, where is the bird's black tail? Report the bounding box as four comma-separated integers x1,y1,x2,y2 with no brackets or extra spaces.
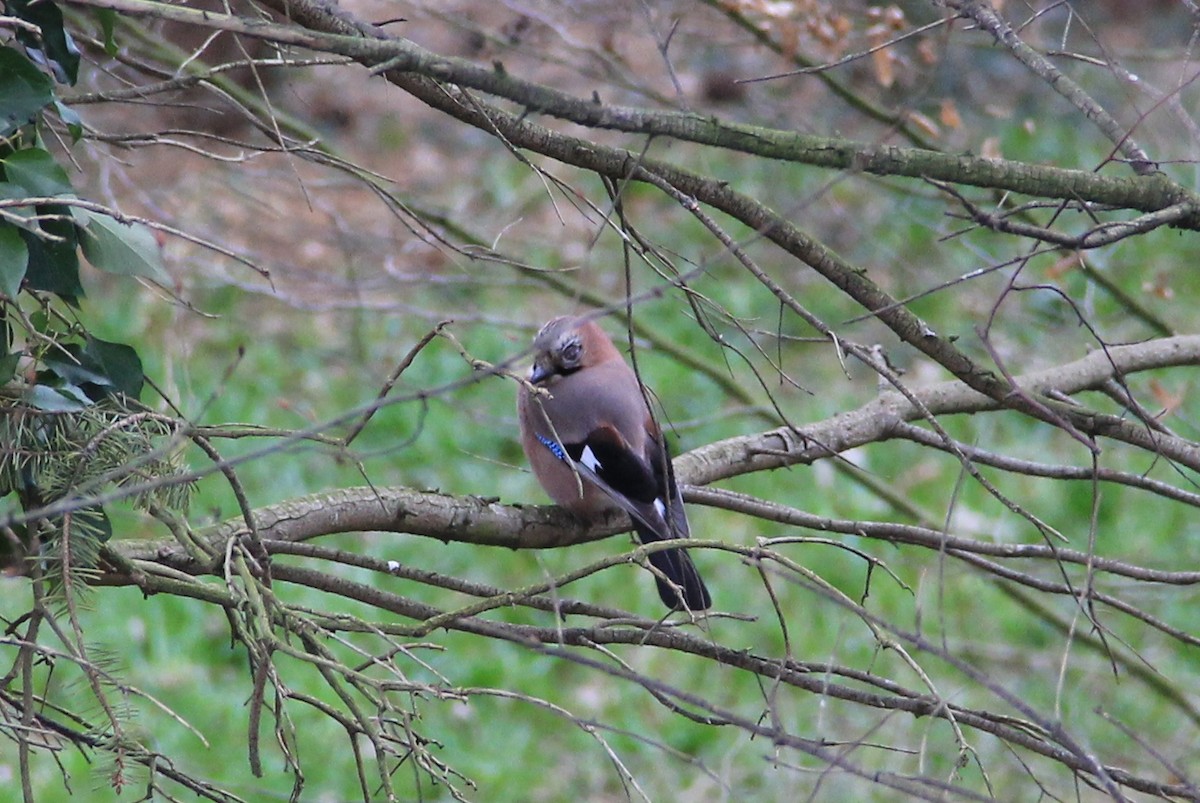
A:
637,522,712,611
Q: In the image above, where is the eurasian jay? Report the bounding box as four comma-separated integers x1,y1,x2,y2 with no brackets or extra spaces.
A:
517,315,712,611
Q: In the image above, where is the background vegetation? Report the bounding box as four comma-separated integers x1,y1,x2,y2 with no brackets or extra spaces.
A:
3,0,1200,800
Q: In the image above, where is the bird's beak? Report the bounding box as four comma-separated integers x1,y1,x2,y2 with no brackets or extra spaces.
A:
529,358,554,385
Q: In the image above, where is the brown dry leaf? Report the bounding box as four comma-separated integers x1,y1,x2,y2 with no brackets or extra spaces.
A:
907,110,940,138
881,4,906,30
810,16,844,51
865,6,908,88
1149,379,1184,416
722,0,755,13
939,98,962,130
756,0,798,19
1045,251,1081,281
722,0,795,25
1142,273,1176,300
777,18,801,59
871,44,896,87
830,12,853,39
917,37,939,66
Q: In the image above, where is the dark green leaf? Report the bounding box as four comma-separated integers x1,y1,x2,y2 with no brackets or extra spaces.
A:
41,339,143,400
84,336,144,399
0,46,54,136
96,9,118,57
0,181,38,228
22,206,82,301
2,148,73,197
54,101,82,143
6,0,80,85
24,383,87,411
0,222,28,297
0,351,19,383
41,344,112,389
76,211,168,283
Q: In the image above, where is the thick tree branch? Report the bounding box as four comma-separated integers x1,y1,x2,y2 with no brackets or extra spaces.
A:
680,334,1200,485
107,335,1200,566
941,0,1155,174
55,0,1200,442
60,0,1200,219
96,537,1196,800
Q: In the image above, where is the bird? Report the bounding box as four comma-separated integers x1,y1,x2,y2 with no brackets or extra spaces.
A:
516,315,711,611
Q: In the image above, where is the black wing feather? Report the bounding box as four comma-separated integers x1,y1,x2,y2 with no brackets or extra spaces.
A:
564,427,711,611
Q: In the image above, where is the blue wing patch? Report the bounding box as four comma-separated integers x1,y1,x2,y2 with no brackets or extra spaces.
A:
536,433,569,462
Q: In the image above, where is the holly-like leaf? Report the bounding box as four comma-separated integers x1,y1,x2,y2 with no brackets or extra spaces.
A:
54,101,83,143
0,351,19,383
24,383,88,412
77,211,168,284
22,207,83,301
2,148,73,197
84,336,144,399
0,46,54,135
96,9,119,57
41,344,112,391
0,222,29,297
6,0,81,85
41,338,144,400
0,181,38,229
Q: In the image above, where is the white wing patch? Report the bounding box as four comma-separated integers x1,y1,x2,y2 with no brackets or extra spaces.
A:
579,445,602,472
653,499,666,519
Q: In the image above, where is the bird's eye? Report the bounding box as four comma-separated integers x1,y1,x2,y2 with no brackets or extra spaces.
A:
560,341,582,365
